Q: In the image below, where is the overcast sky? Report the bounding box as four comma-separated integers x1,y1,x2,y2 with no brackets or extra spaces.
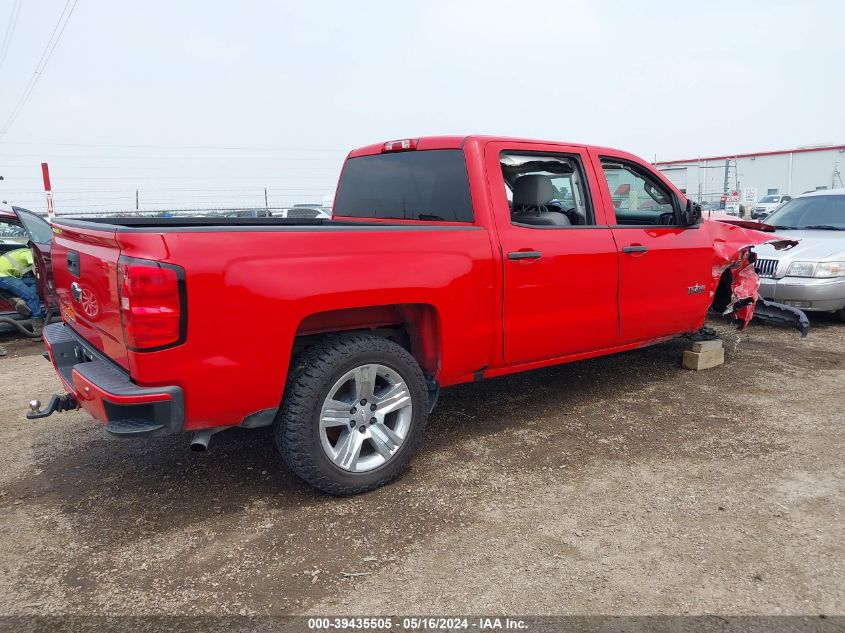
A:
0,0,843,213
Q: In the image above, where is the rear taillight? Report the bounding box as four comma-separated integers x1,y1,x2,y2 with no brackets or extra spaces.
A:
118,257,186,351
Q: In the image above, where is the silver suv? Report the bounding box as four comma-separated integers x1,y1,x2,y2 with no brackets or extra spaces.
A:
751,194,792,220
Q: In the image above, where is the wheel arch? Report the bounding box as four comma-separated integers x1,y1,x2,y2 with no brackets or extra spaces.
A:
292,303,442,380
711,268,734,313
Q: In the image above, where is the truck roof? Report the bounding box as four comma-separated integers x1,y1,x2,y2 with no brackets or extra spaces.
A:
347,135,627,158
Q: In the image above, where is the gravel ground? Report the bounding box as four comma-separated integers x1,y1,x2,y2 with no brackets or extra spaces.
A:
0,317,842,616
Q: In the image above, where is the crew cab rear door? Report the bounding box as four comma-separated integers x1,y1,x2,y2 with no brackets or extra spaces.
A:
485,141,620,365
589,150,714,342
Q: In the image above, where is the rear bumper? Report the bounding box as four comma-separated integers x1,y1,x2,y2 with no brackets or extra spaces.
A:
758,276,845,312
43,323,184,437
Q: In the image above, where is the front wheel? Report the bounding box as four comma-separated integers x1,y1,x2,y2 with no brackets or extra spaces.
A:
275,332,429,495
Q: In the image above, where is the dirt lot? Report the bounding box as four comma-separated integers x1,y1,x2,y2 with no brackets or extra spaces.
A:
0,317,842,616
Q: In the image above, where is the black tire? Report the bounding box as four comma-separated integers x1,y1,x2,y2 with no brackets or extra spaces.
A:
836,308,845,323
274,332,429,495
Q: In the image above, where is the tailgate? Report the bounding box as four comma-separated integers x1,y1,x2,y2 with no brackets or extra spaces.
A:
51,222,129,369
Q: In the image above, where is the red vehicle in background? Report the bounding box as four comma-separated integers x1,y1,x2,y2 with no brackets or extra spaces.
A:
29,136,801,495
0,205,57,335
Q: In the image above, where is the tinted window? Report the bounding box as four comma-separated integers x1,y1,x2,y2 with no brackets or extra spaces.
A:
333,150,474,222
764,195,845,229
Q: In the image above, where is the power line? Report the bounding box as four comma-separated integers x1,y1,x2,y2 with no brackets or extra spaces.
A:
0,139,345,152
28,175,339,181
3,183,334,195
0,164,340,171
0,0,79,138
0,153,342,161
0,0,23,74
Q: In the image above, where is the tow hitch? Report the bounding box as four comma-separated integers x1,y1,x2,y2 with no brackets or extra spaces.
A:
27,394,79,420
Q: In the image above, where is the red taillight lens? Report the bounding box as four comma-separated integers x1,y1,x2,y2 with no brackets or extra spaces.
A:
118,258,185,350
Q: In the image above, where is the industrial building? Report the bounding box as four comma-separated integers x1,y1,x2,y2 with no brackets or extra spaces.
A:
655,144,845,206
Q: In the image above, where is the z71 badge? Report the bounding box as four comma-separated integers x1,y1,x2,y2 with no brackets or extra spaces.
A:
688,283,706,295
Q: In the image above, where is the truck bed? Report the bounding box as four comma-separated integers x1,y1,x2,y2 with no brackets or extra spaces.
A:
48,214,497,431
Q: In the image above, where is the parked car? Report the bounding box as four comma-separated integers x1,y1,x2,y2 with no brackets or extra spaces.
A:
31,135,797,495
751,194,792,220
0,205,57,333
753,189,845,320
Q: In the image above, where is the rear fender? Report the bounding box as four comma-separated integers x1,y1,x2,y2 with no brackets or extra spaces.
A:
295,303,442,379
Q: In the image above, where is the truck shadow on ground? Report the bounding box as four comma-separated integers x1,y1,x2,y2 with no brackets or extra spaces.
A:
25,329,764,531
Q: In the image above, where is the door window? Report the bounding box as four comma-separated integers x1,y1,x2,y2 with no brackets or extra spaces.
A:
600,160,677,226
14,208,53,244
500,152,594,227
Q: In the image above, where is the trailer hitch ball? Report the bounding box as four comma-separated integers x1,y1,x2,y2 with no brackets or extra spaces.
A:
26,394,78,420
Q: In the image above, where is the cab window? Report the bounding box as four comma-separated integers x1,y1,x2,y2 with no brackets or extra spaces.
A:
600,160,677,226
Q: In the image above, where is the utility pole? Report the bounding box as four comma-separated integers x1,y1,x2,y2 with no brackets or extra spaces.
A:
697,156,702,203
136,188,139,211
264,187,269,211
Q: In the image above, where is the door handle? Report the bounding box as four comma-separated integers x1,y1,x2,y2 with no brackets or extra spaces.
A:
507,250,542,261
622,245,648,254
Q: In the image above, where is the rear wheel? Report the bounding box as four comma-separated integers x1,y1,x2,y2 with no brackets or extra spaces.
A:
275,332,429,495
835,308,845,323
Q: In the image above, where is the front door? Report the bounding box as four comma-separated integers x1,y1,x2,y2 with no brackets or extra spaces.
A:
487,142,620,366
14,207,57,310
591,151,714,342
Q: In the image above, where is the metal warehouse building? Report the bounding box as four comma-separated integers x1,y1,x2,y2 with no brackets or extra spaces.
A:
655,144,845,206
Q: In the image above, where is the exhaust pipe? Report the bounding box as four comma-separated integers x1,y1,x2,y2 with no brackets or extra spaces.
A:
189,426,230,452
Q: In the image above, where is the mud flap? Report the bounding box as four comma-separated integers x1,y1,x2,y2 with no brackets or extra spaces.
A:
752,299,809,338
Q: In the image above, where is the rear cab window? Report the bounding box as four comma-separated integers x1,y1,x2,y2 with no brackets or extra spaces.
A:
333,149,474,222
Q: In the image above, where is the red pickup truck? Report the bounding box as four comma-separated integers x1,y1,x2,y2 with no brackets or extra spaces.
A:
31,135,798,495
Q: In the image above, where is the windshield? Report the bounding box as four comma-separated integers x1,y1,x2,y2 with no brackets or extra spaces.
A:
764,195,845,229
759,195,780,203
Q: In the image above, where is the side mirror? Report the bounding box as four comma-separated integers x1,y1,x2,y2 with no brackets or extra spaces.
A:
681,199,702,227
